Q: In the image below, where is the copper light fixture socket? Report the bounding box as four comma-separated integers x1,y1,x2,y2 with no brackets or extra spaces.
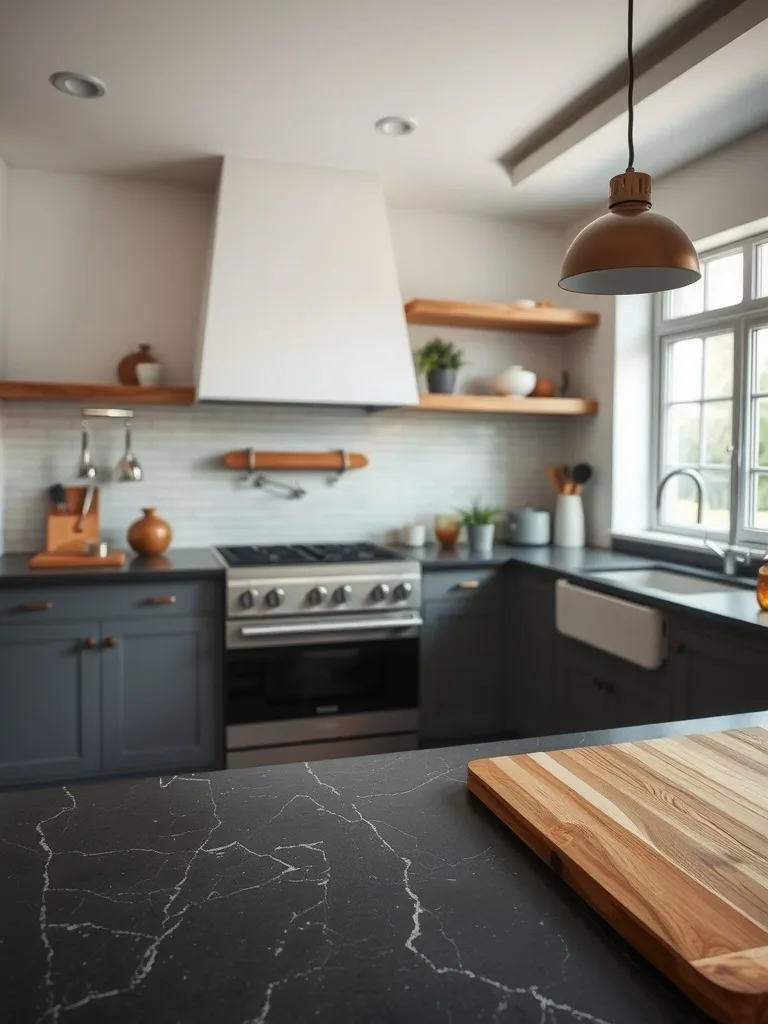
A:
559,171,701,295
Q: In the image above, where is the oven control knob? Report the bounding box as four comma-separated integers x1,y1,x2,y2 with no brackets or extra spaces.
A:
333,585,352,605
371,583,390,602
239,588,258,610
264,587,285,609
394,582,413,601
307,586,328,606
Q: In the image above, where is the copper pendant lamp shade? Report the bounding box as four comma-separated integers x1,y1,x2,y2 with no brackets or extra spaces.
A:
559,170,701,294
558,0,701,296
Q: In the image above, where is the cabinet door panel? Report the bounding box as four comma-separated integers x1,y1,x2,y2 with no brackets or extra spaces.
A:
0,622,101,784
670,623,768,719
556,641,619,734
101,616,217,773
509,572,558,737
420,601,501,743
556,638,673,734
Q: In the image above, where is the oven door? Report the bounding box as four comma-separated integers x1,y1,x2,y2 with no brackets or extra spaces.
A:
225,614,420,761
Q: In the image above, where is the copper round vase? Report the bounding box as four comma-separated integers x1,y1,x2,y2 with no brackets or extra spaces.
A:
127,508,172,556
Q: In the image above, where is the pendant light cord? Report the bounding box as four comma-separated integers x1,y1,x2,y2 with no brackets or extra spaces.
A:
626,0,635,171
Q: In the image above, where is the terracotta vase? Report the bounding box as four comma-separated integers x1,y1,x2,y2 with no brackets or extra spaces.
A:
117,344,156,386
127,508,172,556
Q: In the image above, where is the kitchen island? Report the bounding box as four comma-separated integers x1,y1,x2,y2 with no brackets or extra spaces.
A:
2,715,748,1023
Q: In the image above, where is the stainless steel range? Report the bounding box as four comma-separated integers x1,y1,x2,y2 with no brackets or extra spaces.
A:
215,543,422,768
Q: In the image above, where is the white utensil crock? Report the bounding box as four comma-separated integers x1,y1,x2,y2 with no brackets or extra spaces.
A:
400,523,426,547
554,494,585,548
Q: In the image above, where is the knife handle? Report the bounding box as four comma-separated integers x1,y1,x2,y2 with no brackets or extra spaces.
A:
49,483,68,513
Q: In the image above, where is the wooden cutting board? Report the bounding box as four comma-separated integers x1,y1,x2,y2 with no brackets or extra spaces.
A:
468,729,768,1024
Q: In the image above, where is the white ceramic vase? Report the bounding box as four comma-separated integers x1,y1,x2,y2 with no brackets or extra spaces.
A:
492,365,537,397
554,494,585,548
136,361,162,387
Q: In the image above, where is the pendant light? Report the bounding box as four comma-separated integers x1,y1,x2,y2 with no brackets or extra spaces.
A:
559,0,701,295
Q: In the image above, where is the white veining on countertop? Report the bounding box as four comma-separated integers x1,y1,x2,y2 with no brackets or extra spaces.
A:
5,738,713,1024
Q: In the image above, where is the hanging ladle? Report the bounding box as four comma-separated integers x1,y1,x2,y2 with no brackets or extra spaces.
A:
115,419,143,482
77,420,97,479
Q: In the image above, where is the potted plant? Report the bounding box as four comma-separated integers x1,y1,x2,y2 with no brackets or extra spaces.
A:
457,500,498,552
414,337,466,395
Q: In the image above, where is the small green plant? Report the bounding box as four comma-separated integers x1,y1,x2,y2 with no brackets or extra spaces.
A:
457,500,498,526
414,337,466,375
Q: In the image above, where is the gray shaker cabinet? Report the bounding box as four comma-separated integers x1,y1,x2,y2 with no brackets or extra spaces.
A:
667,618,768,720
0,579,221,787
420,569,504,743
555,636,674,734
101,615,217,773
0,621,101,784
508,570,559,737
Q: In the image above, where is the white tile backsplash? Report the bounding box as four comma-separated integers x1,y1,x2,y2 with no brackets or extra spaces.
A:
1,401,565,552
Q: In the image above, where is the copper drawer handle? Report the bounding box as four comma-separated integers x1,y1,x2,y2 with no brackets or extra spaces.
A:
147,595,177,606
456,581,480,590
83,637,98,650
104,636,118,648
21,601,53,611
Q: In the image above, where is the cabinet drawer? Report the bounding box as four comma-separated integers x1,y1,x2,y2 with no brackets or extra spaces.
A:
96,581,219,618
0,580,218,622
423,569,498,604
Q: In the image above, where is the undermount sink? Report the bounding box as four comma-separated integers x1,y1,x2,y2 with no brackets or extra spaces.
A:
590,568,742,597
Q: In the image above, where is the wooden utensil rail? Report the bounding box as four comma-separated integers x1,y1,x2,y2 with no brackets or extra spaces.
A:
223,450,368,471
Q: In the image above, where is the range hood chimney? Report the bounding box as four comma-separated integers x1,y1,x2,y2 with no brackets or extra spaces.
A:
196,157,418,408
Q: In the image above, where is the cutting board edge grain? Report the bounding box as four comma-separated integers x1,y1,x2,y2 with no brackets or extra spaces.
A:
467,755,768,1024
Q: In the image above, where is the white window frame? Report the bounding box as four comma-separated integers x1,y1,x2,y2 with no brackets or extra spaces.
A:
652,229,768,546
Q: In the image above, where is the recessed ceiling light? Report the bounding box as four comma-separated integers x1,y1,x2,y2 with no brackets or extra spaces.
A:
49,71,106,99
375,116,417,137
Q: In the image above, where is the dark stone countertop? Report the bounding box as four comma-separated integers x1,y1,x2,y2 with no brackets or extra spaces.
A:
5,712,760,1023
401,543,768,638
0,548,225,585
393,542,653,573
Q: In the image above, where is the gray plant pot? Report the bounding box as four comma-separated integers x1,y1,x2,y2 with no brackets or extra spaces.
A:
467,523,495,551
426,368,457,394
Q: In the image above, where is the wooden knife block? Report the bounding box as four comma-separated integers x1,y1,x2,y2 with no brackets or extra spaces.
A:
46,486,100,553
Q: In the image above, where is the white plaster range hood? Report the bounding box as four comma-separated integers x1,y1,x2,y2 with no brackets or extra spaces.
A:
195,157,419,407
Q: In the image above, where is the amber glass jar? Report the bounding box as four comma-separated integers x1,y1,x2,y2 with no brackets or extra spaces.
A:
434,514,461,549
757,564,768,611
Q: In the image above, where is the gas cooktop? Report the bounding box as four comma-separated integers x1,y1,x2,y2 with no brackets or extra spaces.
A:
216,543,401,568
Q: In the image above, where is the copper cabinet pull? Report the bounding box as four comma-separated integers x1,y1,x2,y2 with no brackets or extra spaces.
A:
456,581,480,590
104,636,118,648
83,637,98,650
21,601,53,611
147,595,177,606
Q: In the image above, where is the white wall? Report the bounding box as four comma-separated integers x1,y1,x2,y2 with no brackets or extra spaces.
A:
1,202,570,551
3,171,213,385
390,208,569,393
563,125,768,547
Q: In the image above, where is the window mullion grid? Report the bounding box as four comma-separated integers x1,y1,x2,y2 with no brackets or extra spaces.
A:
745,239,756,304
697,339,706,480
732,317,749,543
653,228,768,543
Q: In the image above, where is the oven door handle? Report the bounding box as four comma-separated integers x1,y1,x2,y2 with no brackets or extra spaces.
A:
239,615,422,639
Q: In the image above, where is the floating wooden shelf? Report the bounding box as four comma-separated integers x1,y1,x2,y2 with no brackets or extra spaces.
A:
0,381,196,405
405,298,600,334
413,394,598,416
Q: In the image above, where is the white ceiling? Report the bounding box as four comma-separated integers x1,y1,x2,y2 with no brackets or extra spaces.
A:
0,0,764,222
